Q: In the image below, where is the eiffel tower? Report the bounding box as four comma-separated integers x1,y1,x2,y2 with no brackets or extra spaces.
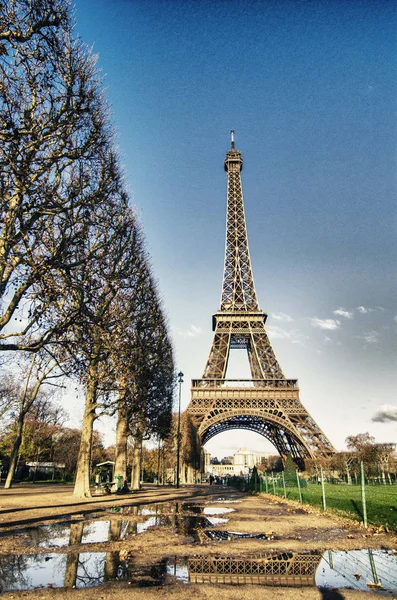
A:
187,132,335,467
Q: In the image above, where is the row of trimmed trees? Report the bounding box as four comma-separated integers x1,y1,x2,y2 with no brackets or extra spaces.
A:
0,0,175,496
316,434,397,484
254,433,396,483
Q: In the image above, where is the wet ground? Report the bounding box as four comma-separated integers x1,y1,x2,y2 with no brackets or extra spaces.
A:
0,484,396,598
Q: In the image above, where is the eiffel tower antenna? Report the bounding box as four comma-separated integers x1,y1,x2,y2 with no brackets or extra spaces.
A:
187,134,335,468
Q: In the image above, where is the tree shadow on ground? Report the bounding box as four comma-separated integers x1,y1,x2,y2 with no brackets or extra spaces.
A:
350,499,363,520
319,587,345,599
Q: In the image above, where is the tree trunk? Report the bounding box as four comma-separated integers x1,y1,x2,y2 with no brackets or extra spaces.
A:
73,371,97,498
64,521,84,588
157,441,161,485
381,467,386,485
4,413,25,489
130,434,142,491
114,403,128,489
104,552,120,582
345,462,352,485
105,521,122,579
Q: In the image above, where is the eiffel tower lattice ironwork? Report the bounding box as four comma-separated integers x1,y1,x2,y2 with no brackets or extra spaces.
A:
187,132,335,466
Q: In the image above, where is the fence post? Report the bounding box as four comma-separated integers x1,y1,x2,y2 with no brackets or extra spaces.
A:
361,460,368,528
368,549,380,586
296,469,302,503
272,472,276,496
320,467,326,511
281,471,287,498
265,473,269,493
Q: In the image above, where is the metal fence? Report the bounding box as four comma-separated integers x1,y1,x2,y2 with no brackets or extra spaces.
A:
227,462,396,530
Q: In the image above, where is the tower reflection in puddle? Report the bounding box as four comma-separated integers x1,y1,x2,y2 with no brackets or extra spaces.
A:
0,549,396,592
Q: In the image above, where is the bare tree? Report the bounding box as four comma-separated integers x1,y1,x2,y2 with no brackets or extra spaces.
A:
0,0,112,353
1,2,175,499
3,352,63,487
111,265,175,490
0,374,20,422
51,209,145,498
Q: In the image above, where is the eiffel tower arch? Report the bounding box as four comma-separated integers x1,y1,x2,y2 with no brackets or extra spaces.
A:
187,133,335,469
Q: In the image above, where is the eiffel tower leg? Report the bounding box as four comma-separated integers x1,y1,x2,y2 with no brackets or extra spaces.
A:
202,332,231,380
257,421,307,468
251,331,284,379
247,337,264,381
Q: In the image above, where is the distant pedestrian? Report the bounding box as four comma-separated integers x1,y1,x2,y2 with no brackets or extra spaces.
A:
209,475,214,486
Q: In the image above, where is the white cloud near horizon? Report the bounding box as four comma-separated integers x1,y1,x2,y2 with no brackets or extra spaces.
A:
372,404,397,423
333,308,353,319
310,318,341,330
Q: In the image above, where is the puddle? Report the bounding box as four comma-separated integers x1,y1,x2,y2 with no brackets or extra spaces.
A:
185,550,397,591
167,559,189,583
136,515,170,534
202,530,276,541
2,497,395,593
205,517,229,526
316,549,397,592
1,511,229,550
1,549,395,592
203,507,235,516
172,514,229,537
114,502,174,516
0,552,107,590
6,515,167,548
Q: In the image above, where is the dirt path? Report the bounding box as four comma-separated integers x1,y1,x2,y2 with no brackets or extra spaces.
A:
0,483,395,600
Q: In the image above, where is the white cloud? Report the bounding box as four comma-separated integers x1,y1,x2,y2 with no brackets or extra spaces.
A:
310,318,340,330
175,324,203,338
291,339,306,347
333,308,353,319
267,326,308,347
356,306,368,314
266,325,291,340
271,312,293,322
323,336,342,346
372,404,397,423
189,325,203,336
356,306,384,315
361,330,380,344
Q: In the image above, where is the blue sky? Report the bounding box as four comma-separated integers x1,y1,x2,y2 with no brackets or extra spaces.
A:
71,0,397,456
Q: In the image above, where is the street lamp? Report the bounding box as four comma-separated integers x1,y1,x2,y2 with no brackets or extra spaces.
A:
176,371,184,488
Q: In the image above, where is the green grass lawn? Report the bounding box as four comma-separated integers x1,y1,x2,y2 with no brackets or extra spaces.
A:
271,483,397,531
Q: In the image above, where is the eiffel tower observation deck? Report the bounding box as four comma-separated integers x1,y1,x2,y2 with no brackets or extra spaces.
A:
187,132,335,467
